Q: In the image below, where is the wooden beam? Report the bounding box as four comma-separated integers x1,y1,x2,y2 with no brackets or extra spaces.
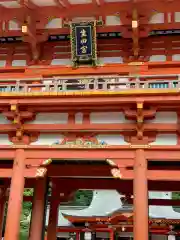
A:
23,178,180,192
14,123,180,133
21,196,180,206
2,146,180,161
24,148,135,159
119,169,180,181
0,62,180,80
0,168,44,178
126,198,180,206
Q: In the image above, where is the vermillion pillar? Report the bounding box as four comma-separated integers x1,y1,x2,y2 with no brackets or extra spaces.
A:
29,178,47,240
109,229,114,240
47,185,59,240
133,149,148,240
4,149,25,240
0,188,6,239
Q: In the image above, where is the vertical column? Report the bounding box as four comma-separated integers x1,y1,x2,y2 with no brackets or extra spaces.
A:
47,185,59,240
133,149,148,240
29,178,47,240
109,229,114,240
4,149,25,240
0,188,6,239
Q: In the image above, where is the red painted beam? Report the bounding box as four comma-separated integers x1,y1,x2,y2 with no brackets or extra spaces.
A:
0,168,43,178
22,179,180,192
2,146,180,161
126,198,180,206
23,195,180,206
8,123,176,133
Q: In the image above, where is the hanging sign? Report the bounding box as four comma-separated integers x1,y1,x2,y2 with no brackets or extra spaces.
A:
70,21,97,67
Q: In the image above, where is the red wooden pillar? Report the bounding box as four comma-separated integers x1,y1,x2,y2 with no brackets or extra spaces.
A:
109,229,114,240
29,178,47,240
0,188,6,239
47,185,59,240
133,149,148,240
4,149,25,240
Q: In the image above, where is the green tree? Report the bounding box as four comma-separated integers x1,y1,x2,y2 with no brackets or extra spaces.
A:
20,189,34,238
72,190,93,206
19,189,93,239
172,192,180,212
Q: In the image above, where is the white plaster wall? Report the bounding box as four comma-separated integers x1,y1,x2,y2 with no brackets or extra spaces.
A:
149,55,166,62
45,18,62,29
90,112,133,124
0,134,12,145
28,113,68,124
99,57,123,64
150,134,177,145
51,59,71,66
0,60,6,67
9,20,20,30
149,13,164,24
175,12,180,22
31,134,64,145
106,16,121,25
146,112,177,123
12,60,27,66
97,134,128,145
172,54,180,61
0,114,11,124
75,112,83,124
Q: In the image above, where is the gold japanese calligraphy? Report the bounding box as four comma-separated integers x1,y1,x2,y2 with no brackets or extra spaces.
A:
80,38,87,44
80,45,88,54
80,29,87,37
80,28,88,54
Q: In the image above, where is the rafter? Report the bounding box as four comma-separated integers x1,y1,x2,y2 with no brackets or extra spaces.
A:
54,0,71,8
18,0,37,9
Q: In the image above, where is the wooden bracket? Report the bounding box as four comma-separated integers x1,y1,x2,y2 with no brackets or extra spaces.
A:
3,106,37,144
136,102,144,140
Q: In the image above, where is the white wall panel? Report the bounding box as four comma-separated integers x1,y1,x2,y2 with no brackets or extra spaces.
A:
149,55,166,62
31,134,64,145
90,112,132,124
0,114,11,124
150,134,177,145
12,60,27,66
0,134,12,145
51,59,71,65
172,54,180,61
28,113,68,124
146,112,177,123
99,57,123,64
0,60,6,67
45,18,62,29
149,13,164,24
106,16,121,25
97,134,128,145
175,12,180,22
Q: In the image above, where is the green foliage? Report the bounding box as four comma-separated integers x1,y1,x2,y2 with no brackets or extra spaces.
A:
20,189,34,238
72,190,93,206
172,192,180,212
19,189,93,239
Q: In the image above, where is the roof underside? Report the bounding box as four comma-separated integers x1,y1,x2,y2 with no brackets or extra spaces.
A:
0,0,179,65
1,0,179,36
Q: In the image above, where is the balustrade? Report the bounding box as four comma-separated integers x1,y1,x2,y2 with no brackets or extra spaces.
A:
0,75,179,94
